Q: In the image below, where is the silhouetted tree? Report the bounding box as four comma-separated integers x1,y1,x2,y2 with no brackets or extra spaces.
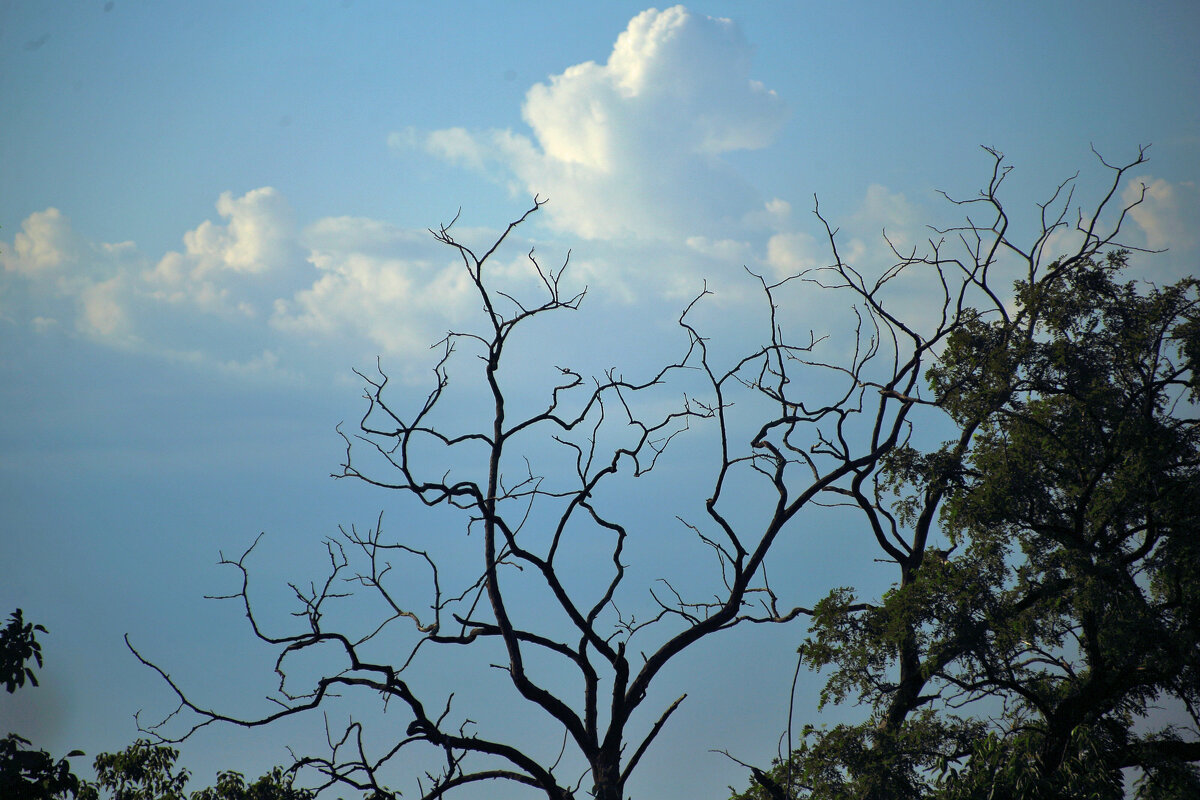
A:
1,611,310,800
1,610,86,800
2,609,47,694
733,150,1200,799
130,148,1195,800
83,740,311,800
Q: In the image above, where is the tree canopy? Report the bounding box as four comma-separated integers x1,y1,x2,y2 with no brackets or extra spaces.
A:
107,146,1199,800
1,611,312,800
734,184,1200,796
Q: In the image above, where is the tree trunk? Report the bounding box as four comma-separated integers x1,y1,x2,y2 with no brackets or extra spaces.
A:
591,757,623,800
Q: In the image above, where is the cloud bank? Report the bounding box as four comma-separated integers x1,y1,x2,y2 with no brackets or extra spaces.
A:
1,191,552,376
271,215,483,356
10,6,1190,382
402,6,787,242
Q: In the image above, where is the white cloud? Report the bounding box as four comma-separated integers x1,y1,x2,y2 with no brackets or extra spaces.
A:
742,198,793,232
2,208,81,275
765,231,823,277
215,348,285,377
760,184,929,282
851,184,922,256
3,193,545,368
403,6,786,242
146,187,301,315
272,216,484,355
685,235,755,266
424,127,491,172
1,115,952,385
4,180,941,373
1124,175,1197,252
0,207,150,344
379,8,972,330
78,275,134,341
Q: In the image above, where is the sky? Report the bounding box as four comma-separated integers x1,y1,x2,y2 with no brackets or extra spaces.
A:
1,2,1198,798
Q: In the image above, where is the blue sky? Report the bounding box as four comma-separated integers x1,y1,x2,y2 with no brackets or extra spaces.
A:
2,2,1198,798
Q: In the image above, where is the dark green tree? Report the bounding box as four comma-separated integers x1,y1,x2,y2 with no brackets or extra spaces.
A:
735,151,1200,799
0,734,310,800
81,740,311,800
1,609,87,800
1,610,310,800
3,609,48,693
0,734,86,800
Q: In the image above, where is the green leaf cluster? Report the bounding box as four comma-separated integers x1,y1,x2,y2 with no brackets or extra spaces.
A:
1,610,314,800
2,609,48,693
737,253,1200,799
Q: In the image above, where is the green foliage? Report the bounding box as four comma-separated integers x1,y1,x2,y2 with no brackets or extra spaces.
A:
85,741,312,800
86,741,191,800
189,768,313,800
0,734,86,800
2,609,48,693
736,252,1200,799
0,609,86,799
1131,738,1200,800
0,736,312,800
1,611,310,800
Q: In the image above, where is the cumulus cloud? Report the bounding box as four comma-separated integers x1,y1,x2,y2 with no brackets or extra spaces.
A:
3,191,535,370
402,6,787,242
3,193,303,347
2,196,291,352
2,1,944,383
3,174,947,376
1,207,146,344
146,187,302,315
765,231,824,277
78,275,134,340
2,208,82,276
272,216,488,355
760,185,924,281
382,5,965,323
1124,175,1197,252
855,185,918,234
423,127,491,172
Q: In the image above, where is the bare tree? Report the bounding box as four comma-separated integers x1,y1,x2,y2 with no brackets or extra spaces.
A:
130,147,1164,800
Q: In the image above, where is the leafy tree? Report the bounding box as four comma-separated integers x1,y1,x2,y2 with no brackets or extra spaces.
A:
81,740,311,800
126,147,1197,800
3,609,48,693
0,733,86,800
1,609,87,800
734,154,1200,798
0,733,310,800
1,610,310,800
